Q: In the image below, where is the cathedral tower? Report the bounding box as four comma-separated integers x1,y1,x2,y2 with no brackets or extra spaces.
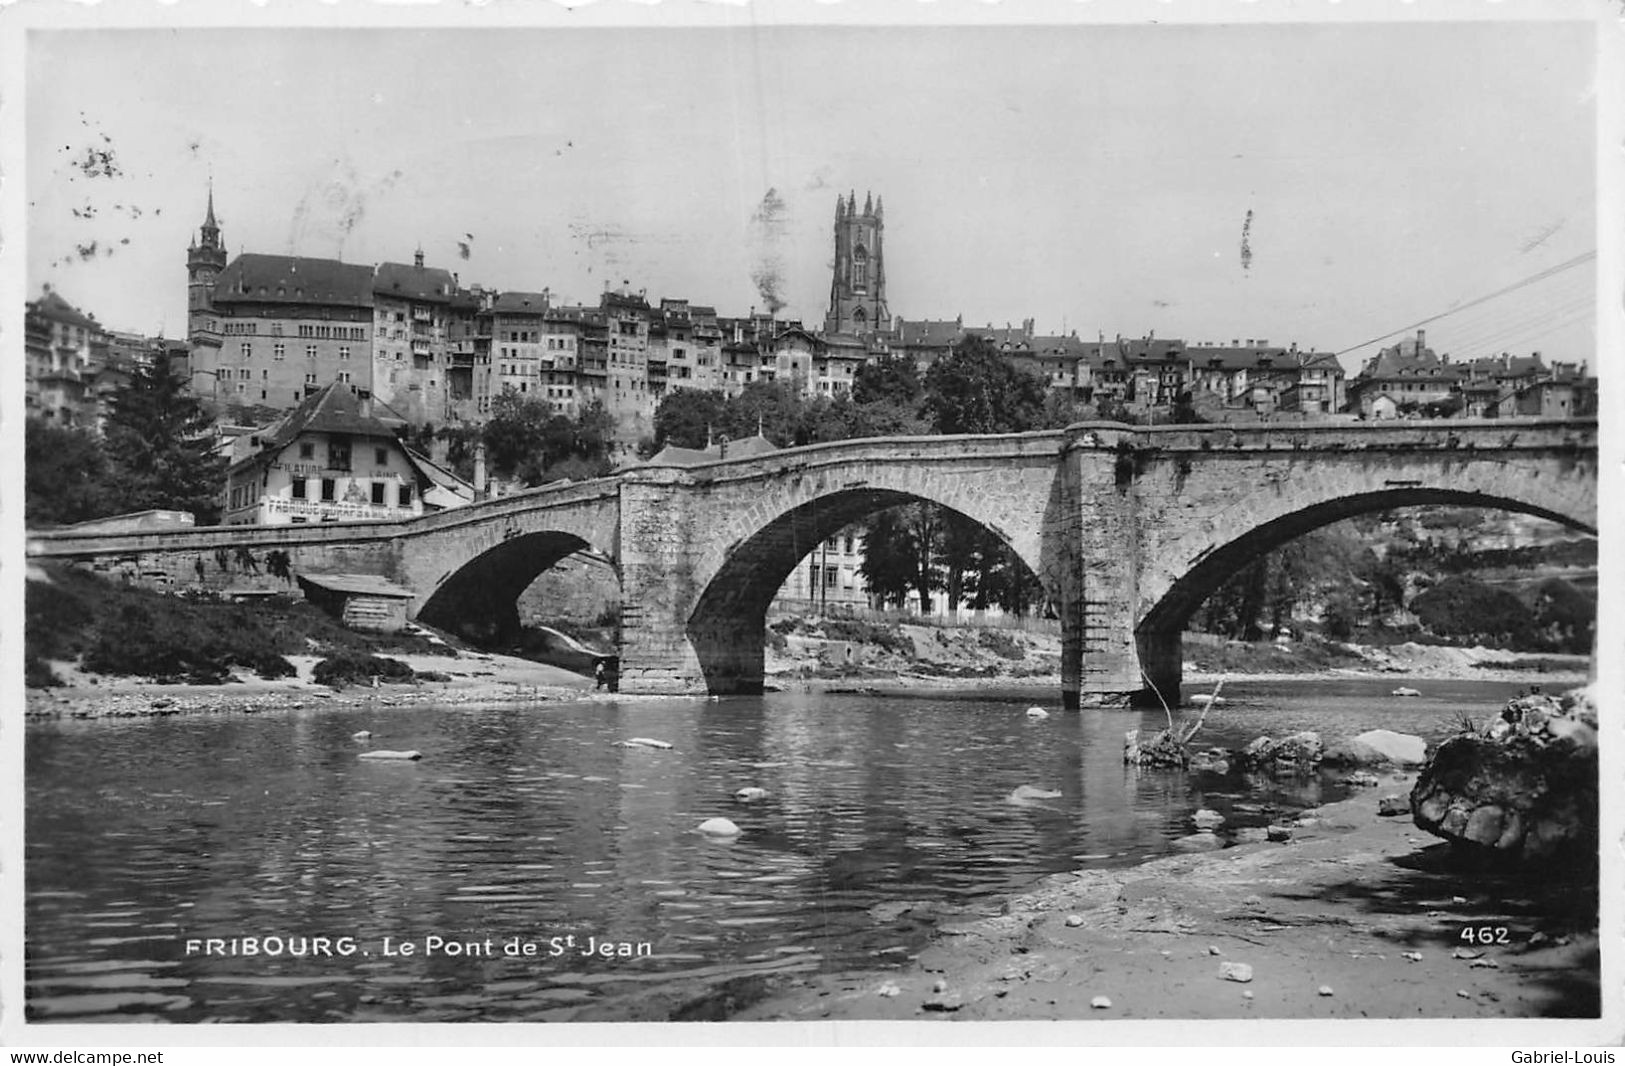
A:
187,185,227,342
824,190,889,336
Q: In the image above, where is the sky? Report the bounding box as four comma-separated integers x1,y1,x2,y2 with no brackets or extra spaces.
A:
21,12,1605,374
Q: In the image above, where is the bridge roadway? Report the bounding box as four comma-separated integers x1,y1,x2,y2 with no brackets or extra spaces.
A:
27,418,1599,707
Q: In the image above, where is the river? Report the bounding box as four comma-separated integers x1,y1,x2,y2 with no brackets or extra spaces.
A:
23,675,1549,1024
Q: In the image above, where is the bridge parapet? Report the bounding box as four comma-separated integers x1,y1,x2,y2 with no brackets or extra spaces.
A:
1064,418,1596,453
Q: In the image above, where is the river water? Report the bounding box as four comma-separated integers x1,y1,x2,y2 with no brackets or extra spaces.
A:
24,676,1547,1024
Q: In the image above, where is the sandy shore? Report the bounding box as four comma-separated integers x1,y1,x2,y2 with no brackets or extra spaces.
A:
732,775,1602,1025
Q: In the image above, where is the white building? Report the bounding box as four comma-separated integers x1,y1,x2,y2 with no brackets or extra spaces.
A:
220,381,472,525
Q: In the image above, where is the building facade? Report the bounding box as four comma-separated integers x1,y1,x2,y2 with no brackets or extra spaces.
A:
220,382,468,526
823,191,889,337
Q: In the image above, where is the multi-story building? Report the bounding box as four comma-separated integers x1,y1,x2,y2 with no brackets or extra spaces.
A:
220,381,470,526
1344,331,1460,418
371,253,457,425
24,287,106,426
445,286,494,421
490,290,551,401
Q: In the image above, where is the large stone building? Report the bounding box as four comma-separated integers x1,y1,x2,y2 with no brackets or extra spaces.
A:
823,191,889,337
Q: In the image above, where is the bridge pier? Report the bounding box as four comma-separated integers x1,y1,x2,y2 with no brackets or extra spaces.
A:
615,472,709,696
1065,430,1157,707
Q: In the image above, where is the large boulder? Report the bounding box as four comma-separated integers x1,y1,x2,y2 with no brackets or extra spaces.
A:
1353,729,1428,766
1237,732,1321,772
1321,738,1389,767
1409,688,1597,861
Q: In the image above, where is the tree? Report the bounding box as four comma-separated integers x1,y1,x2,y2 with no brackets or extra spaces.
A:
922,335,1047,434
481,392,554,484
101,360,227,524
852,354,924,409
25,420,117,526
858,503,942,612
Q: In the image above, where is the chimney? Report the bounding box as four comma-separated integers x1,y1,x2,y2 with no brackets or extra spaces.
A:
414,248,425,269
474,442,488,499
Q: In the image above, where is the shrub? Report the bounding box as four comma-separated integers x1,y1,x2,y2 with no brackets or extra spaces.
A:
253,654,298,680
312,652,415,689
25,654,62,689
977,629,1025,660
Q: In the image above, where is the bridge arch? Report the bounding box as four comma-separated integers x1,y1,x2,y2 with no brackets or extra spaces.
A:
1131,445,1597,700
666,442,1067,693
393,483,622,644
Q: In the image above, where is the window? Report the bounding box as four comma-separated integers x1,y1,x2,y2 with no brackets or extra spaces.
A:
338,371,352,384
291,479,307,500
305,373,318,385
339,346,351,360
375,447,388,466
307,345,318,360
398,482,414,507
371,482,386,505
273,343,285,360
240,343,252,359
320,479,336,502
329,438,352,471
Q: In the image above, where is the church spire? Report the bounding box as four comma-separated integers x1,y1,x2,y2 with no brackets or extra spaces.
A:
205,183,218,230
863,191,873,215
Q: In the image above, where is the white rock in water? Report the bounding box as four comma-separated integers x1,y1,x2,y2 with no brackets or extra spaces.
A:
352,730,373,740
1317,985,1334,997
1391,687,1423,698
876,983,901,997
1025,706,1049,719
1190,694,1227,706
1192,808,1226,830
697,817,741,836
1065,914,1085,927
1008,785,1063,804
622,737,673,749
734,787,770,803
1219,962,1254,983
1353,729,1428,766
1090,996,1112,1009
358,749,421,761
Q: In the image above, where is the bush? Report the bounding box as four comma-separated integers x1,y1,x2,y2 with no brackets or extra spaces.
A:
25,654,62,689
977,629,1026,660
1411,576,1534,647
312,652,415,689
765,628,789,652
253,654,298,680
819,618,912,656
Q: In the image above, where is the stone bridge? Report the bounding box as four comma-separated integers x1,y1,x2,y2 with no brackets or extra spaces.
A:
26,419,1597,706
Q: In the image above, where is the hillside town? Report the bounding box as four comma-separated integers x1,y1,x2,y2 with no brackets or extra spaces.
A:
26,188,1598,611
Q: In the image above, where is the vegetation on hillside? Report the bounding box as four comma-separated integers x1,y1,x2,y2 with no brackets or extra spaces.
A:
26,361,226,527
25,564,453,688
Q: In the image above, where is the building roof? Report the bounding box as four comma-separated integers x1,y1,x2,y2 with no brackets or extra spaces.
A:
28,289,100,330
213,254,376,308
893,318,962,347
296,573,417,599
374,261,457,304
1461,354,1547,379
245,381,403,464
492,291,552,315
1357,344,1461,382
645,432,780,466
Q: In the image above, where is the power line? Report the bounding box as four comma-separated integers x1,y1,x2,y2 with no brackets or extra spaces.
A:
1334,250,1595,357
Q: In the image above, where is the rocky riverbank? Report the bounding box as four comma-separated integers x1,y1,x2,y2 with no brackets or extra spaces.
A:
732,771,1602,1026
23,649,594,720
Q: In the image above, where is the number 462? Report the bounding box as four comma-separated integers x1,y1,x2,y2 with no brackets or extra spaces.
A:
1461,926,1509,944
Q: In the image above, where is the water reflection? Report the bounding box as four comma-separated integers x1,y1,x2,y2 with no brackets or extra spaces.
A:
26,678,1533,1023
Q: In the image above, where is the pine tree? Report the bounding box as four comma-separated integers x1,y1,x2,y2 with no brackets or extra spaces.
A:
101,359,227,524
